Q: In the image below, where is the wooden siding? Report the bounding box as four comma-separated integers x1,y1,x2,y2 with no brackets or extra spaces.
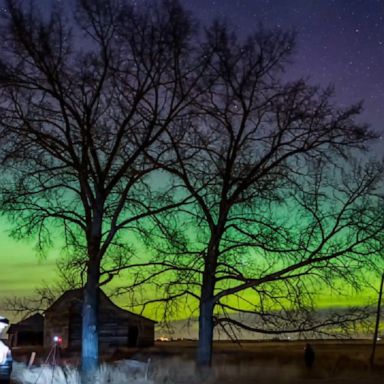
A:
8,313,44,347
44,289,155,350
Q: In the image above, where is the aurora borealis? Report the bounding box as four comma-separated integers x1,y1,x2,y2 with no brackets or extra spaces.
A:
0,219,57,296
0,0,383,323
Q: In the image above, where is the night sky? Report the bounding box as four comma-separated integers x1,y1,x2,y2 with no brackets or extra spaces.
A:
185,0,384,137
0,0,383,319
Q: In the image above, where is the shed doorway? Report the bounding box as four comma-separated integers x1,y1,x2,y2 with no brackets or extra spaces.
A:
128,326,138,347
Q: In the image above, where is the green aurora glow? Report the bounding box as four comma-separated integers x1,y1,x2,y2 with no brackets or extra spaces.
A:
0,211,379,325
0,221,57,320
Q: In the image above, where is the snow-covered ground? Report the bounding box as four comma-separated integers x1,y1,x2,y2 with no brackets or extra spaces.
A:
11,359,153,384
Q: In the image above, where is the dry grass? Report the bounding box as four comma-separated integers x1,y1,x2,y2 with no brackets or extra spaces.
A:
10,340,384,384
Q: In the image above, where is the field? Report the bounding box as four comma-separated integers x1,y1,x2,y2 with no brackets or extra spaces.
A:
11,340,384,383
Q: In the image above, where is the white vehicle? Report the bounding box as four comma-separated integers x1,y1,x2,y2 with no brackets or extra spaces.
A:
0,317,12,384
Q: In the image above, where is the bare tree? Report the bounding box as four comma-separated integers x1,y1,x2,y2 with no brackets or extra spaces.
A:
1,284,58,320
0,0,203,379
370,271,384,366
117,23,384,368
1,256,83,319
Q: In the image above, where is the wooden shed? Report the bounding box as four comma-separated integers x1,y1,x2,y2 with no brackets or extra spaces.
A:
44,289,156,350
8,313,44,347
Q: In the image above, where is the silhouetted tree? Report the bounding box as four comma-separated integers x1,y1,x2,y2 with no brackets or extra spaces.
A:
118,23,384,368
1,284,61,321
0,0,203,380
370,272,384,367
1,257,82,319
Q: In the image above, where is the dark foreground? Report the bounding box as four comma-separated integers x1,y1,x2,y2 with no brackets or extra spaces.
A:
11,340,384,383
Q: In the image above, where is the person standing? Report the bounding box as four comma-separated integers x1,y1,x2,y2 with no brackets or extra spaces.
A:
304,343,315,368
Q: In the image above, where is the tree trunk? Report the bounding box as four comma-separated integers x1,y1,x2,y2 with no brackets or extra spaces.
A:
197,296,215,367
370,272,384,367
197,227,224,368
197,254,216,368
81,261,100,382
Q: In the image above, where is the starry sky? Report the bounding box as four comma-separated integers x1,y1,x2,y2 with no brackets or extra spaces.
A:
0,0,383,320
184,0,384,137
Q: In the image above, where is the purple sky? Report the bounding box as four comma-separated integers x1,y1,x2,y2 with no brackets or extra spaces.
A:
180,0,384,141
1,0,382,138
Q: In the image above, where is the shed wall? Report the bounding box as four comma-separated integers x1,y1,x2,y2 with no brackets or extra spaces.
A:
44,290,155,350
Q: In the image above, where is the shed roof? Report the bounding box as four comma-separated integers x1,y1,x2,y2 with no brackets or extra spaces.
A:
45,288,157,324
8,313,44,333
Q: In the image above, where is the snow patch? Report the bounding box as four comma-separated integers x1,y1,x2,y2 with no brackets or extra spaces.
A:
11,359,153,384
